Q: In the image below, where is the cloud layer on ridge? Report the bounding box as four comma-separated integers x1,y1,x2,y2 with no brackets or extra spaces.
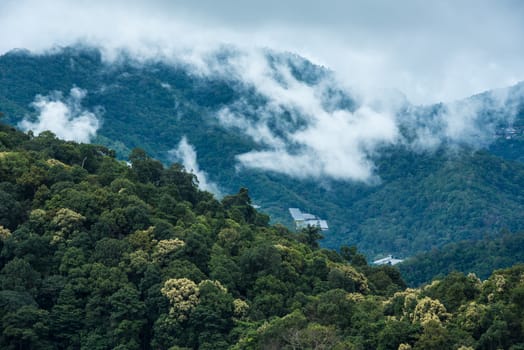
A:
19,88,101,143
2,0,523,182
213,51,520,181
1,0,523,104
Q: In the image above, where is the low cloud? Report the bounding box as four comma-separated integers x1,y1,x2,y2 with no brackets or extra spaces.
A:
1,0,524,104
402,86,520,151
212,51,520,181
169,137,222,196
14,46,519,183
214,52,399,182
230,105,399,182
2,0,522,183
19,87,101,143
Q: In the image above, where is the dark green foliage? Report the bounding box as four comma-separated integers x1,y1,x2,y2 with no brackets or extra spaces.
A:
0,258,41,296
422,272,481,312
399,231,524,286
298,225,324,249
0,119,522,349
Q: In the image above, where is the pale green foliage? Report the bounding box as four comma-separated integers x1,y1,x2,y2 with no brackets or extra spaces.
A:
127,250,150,271
153,238,185,262
284,323,340,349
127,226,157,251
233,299,249,318
0,225,11,240
466,273,482,286
411,297,450,325
274,244,304,271
346,292,365,303
50,208,86,243
52,208,85,230
457,301,488,332
398,289,420,319
494,274,507,293
217,228,241,253
329,263,370,293
200,279,227,293
29,209,47,226
46,158,68,167
485,273,509,302
161,278,200,321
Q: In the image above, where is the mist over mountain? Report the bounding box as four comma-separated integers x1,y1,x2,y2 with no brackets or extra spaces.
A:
3,0,524,105
1,45,524,260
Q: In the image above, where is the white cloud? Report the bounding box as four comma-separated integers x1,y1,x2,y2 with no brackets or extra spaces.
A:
19,87,100,143
212,52,519,181
2,0,523,182
169,137,222,196
213,53,399,182
236,107,397,182
403,86,519,151
0,0,523,104
217,108,286,149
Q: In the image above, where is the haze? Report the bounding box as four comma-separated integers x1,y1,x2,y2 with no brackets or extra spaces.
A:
1,0,523,104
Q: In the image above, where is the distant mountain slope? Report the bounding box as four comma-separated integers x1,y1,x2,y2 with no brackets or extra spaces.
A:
398,231,524,287
1,46,524,259
338,148,524,255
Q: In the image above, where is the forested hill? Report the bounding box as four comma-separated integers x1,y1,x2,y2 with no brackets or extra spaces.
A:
398,231,524,287
1,46,524,260
0,121,523,349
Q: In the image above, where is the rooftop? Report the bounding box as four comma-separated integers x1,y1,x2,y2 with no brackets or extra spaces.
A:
289,208,329,231
372,255,404,266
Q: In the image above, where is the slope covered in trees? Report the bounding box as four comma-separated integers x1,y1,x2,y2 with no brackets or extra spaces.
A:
398,231,524,287
0,122,523,349
1,47,524,261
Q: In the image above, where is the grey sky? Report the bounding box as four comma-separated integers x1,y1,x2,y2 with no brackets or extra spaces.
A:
1,0,523,103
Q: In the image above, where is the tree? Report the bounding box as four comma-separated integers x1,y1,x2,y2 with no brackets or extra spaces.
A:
340,245,368,267
1,305,51,350
423,272,480,312
187,280,234,349
221,188,257,224
108,285,146,348
377,319,419,350
413,320,453,350
0,258,41,297
128,148,163,184
328,264,369,294
298,225,324,249
161,278,200,321
49,286,84,348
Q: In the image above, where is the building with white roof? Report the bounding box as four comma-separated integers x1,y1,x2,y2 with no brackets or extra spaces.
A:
289,208,329,231
372,255,404,266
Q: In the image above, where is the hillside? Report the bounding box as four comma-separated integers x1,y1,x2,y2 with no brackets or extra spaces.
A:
398,230,524,287
0,121,523,349
1,46,524,259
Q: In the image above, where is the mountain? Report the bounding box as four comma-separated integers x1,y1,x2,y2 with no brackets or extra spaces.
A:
1,46,524,260
0,120,522,349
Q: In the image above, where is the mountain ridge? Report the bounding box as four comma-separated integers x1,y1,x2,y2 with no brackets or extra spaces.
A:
1,45,524,259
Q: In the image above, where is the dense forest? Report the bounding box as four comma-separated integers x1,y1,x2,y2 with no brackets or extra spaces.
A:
398,231,524,287
2,47,524,260
0,121,523,349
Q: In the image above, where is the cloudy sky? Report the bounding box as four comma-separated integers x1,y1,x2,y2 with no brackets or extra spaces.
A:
1,0,523,104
